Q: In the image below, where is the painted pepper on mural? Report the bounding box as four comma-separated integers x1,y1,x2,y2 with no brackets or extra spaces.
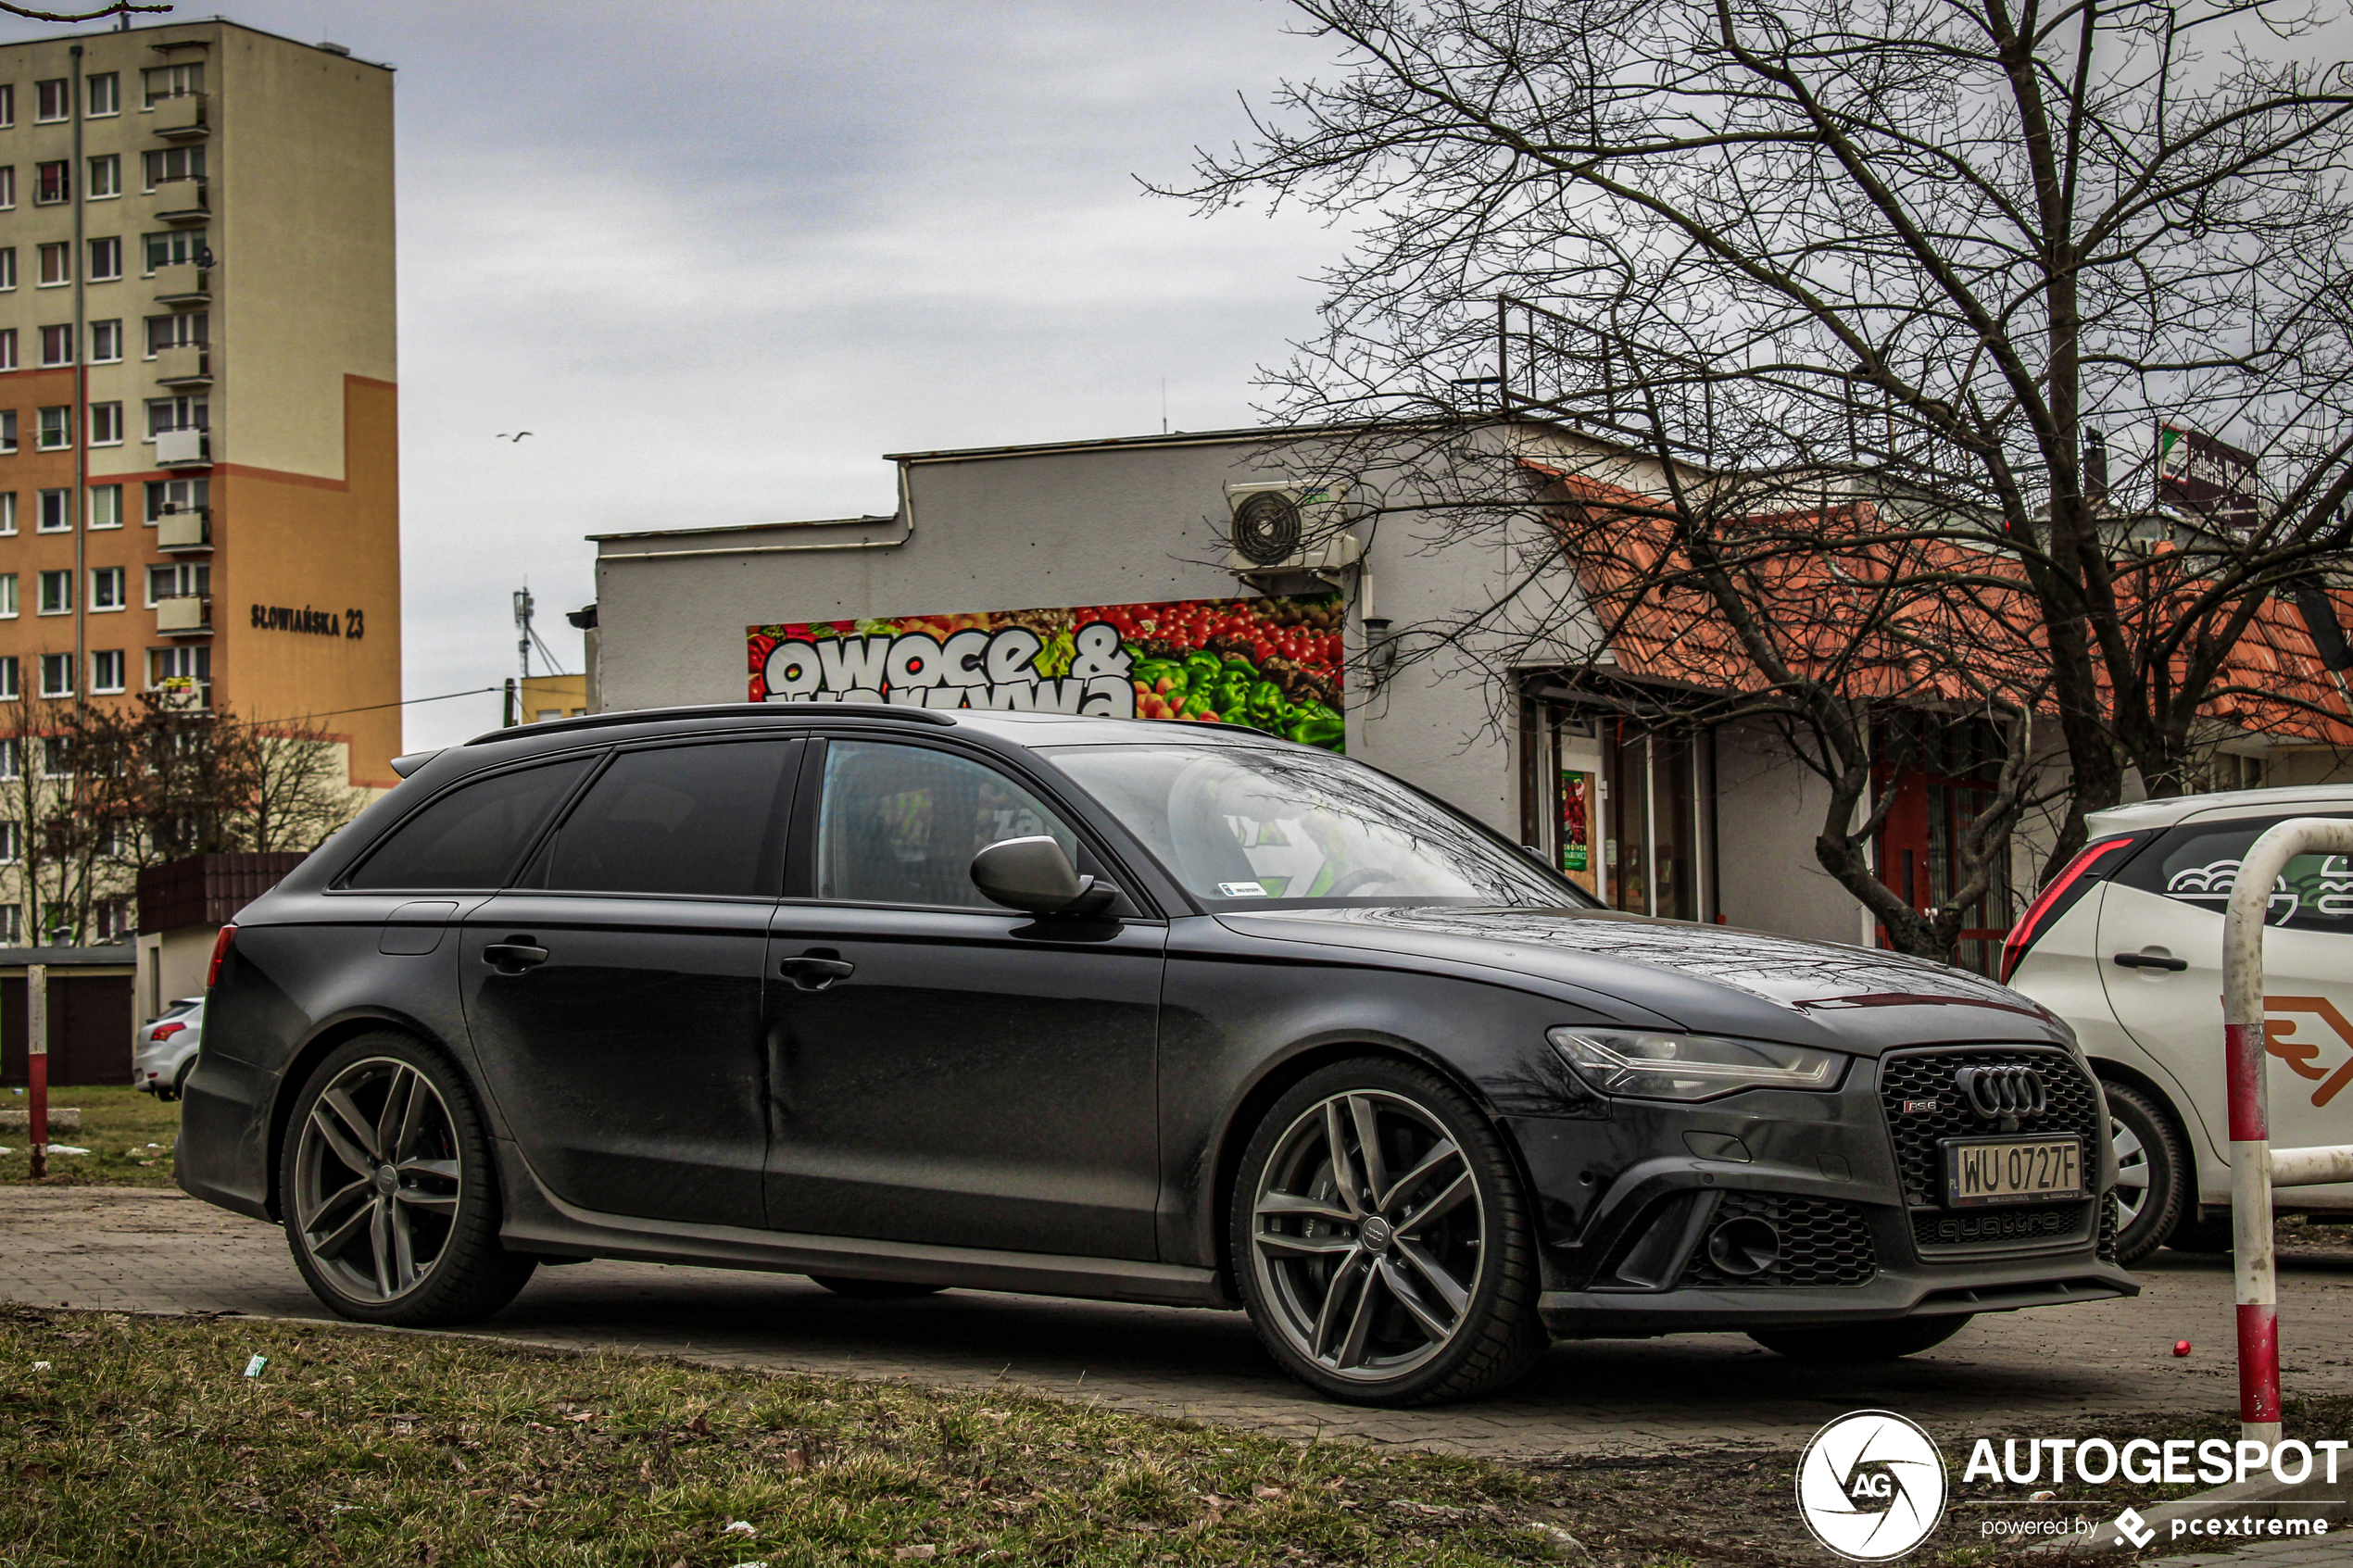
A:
747,595,1348,751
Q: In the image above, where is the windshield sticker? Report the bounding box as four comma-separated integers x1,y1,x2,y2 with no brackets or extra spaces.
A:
2165,855,2353,925
748,595,1346,751
1217,881,1272,897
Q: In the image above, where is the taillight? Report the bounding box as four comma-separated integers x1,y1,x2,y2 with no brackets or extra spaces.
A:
207,923,237,989
149,1021,186,1042
2000,835,2141,983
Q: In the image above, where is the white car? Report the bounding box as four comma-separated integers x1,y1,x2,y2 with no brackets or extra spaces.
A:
133,997,204,1100
2005,784,2353,1262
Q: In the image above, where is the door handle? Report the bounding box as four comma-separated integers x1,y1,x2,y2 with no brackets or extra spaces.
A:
780,953,856,991
2112,951,2188,972
483,939,550,974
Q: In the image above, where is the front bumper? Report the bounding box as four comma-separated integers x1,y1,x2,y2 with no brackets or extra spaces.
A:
1504,1041,2136,1336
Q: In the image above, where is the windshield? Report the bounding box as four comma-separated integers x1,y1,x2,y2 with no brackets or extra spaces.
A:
1042,742,1588,909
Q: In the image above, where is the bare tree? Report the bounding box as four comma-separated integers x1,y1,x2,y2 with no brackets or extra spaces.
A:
1172,0,2353,895
245,728,367,854
2,3,169,21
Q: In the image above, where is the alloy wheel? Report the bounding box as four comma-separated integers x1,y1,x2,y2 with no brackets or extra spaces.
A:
293,1057,464,1302
1248,1089,1485,1383
2110,1112,2153,1232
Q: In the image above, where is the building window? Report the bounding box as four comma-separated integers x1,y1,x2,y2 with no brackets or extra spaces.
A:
84,72,118,118
0,85,15,130
0,823,20,864
144,230,206,272
39,738,69,779
0,413,16,455
86,154,118,200
38,569,70,614
0,495,15,536
89,485,121,530
0,906,19,947
0,329,15,371
88,238,120,282
91,649,125,695
141,145,204,192
150,644,209,694
89,320,120,363
0,738,16,775
0,247,16,291
145,478,206,521
33,160,69,205
143,63,203,106
145,397,205,437
94,897,132,939
34,80,68,124
36,491,66,533
91,568,124,610
0,573,16,615
146,561,207,606
88,403,122,447
38,654,71,698
146,312,207,354
36,408,69,451
0,167,14,210
38,325,71,367
36,243,69,287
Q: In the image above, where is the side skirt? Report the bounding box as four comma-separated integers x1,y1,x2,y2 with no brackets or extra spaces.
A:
494,1139,1228,1311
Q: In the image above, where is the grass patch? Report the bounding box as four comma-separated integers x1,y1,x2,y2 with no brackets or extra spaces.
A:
0,1308,1595,1568
0,1085,182,1188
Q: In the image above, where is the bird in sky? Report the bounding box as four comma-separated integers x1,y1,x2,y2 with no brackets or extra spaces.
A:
497,432,534,442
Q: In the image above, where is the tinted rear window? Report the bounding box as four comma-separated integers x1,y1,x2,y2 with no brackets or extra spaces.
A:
2114,811,2353,935
346,758,595,891
545,740,799,898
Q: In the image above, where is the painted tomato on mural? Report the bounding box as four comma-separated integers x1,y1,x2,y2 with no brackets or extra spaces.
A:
747,594,1346,750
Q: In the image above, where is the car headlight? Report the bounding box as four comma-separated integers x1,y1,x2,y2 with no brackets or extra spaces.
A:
1545,1028,1847,1102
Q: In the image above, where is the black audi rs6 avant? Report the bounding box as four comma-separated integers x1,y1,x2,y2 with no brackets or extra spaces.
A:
180,705,2134,1406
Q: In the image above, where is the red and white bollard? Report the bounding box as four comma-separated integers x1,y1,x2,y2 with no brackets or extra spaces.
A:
2221,818,2353,1445
25,961,45,1181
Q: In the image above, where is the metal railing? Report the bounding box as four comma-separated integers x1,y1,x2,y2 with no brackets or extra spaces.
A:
2221,816,2353,1443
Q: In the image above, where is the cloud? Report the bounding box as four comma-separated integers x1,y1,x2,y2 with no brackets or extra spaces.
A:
0,0,1344,746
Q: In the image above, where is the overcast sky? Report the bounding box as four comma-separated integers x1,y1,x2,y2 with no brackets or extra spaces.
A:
0,0,1341,749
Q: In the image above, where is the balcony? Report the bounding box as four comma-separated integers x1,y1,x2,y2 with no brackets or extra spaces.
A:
155,596,211,636
157,509,211,552
155,429,211,468
152,176,209,225
152,93,208,141
152,264,210,307
153,345,211,387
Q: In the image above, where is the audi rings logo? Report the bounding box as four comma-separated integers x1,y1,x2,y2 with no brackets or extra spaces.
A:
1796,1411,1949,1561
1954,1064,2047,1121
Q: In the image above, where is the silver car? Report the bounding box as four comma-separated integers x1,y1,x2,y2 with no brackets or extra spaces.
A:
133,997,204,1100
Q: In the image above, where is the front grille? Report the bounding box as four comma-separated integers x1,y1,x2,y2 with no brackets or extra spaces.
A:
1880,1047,2104,1257
1679,1192,1877,1288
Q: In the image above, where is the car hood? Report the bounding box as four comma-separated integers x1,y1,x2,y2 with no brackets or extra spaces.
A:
1214,904,2069,1056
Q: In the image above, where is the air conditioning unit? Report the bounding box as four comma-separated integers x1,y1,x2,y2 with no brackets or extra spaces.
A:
1224,481,1360,574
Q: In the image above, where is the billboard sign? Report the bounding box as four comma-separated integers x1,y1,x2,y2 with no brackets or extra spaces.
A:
2157,421,2259,530
747,593,1346,750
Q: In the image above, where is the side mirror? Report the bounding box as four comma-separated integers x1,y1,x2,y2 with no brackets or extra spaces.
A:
971,836,1114,916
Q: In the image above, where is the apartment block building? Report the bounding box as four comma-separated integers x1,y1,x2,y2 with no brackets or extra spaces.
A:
0,19,399,834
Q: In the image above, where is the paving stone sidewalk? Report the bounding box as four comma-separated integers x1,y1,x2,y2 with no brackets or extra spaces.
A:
8,1185,2353,1463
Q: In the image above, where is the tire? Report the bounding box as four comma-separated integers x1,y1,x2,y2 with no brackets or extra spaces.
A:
808,1276,947,1299
2103,1079,2188,1265
1231,1058,1548,1406
165,1056,198,1102
1749,1314,1970,1363
2169,1211,2235,1253
279,1033,535,1326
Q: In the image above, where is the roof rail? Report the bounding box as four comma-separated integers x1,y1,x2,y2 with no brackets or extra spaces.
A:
465,702,958,746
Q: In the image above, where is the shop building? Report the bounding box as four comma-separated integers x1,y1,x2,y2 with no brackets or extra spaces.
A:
589,420,2353,960
0,19,399,784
